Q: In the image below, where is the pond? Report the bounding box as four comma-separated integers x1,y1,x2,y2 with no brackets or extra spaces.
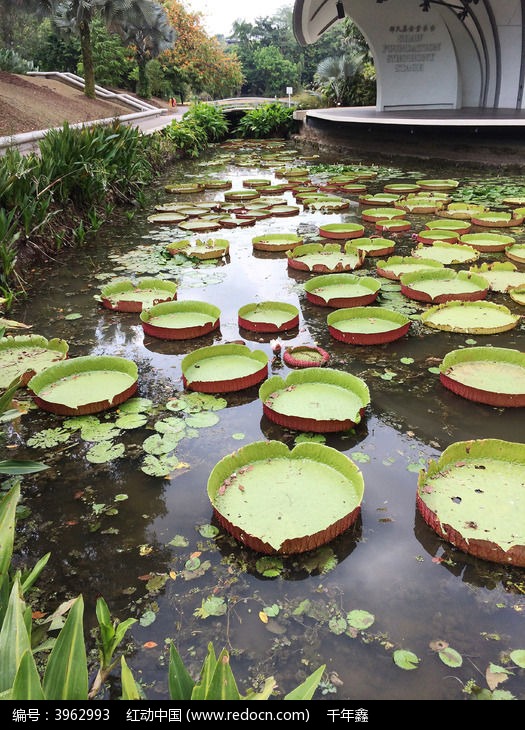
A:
4,138,525,701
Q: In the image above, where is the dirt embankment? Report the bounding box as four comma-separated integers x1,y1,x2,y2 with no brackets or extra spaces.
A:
0,71,167,137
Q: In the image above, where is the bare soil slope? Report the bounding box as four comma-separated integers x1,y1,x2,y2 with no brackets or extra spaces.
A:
0,72,167,137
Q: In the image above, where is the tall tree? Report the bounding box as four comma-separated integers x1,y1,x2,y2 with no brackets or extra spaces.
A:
160,0,242,101
49,0,175,98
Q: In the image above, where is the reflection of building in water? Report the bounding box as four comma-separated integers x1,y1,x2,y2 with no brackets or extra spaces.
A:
294,0,525,111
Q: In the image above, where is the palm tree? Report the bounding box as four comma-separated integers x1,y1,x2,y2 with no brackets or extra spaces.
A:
49,0,175,98
315,49,366,106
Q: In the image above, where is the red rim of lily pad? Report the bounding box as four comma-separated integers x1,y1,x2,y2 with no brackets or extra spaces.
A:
140,300,221,340
439,346,525,407
375,255,444,280
361,207,407,223
259,367,370,433
165,238,229,260
471,212,524,227
238,301,299,333
375,218,411,233
286,243,365,273
383,183,421,194
400,269,489,303
352,237,396,257
181,343,268,393
283,345,330,368
252,233,304,252
421,300,519,335
207,440,365,554
416,229,460,244
100,278,178,312
27,355,138,416
0,334,69,388
459,232,516,252
417,439,525,566
319,223,365,240
327,306,411,345
304,273,381,308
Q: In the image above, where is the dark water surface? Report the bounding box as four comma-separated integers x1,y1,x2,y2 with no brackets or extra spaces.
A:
5,141,525,701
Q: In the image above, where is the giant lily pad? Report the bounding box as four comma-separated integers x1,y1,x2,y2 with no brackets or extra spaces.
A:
286,243,365,273
164,182,204,194
224,189,260,202
181,343,268,393
383,182,421,194
238,301,299,333
469,262,525,293
259,368,370,433
359,193,402,206
510,283,525,305
400,269,489,303
416,229,460,245
421,301,519,334
304,273,381,308
442,202,486,219
416,178,459,191
252,232,304,252
439,346,525,407
0,335,69,388
505,243,525,264
424,218,471,233
376,256,444,280
100,279,177,312
207,440,365,554
361,207,406,223
28,355,138,415
374,218,411,233
300,194,350,212
166,238,229,260
417,439,525,566
471,211,524,227
147,211,188,224
327,306,411,345
318,223,365,240
178,219,222,233
459,232,515,252
397,198,444,214
411,241,479,265
140,300,220,340
352,237,396,257
283,345,330,368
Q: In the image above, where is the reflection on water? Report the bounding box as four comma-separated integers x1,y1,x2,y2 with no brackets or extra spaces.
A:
5,144,525,700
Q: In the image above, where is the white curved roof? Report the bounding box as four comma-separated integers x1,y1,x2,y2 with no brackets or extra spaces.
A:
293,0,525,111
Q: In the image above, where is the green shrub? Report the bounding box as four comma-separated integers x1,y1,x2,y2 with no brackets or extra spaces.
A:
235,103,295,139
182,103,229,142
161,119,209,157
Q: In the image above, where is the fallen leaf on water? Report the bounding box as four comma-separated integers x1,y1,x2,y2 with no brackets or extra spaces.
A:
32,611,47,619
143,642,158,649
169,571,177,580
259,611,269,624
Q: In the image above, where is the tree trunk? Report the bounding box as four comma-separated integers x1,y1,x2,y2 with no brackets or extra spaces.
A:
136,55,151,99
79,18,95,98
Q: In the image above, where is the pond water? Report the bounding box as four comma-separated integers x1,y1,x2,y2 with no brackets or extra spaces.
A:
4,139,525,701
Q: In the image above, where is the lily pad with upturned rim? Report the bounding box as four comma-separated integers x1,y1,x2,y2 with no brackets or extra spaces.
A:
147,211,189,224
383,183,421,194
375,255,444,280
28,355,138,416
361,207,407,223
505,243,525,264
424,218,471,233
165,238,229,260
140,300,220,340
439,346,525,407
207,440,365,554
283,345,330,368
286,243,365,273
99,279,178,312
459,232,516,252
259,368,370,433
164,182,204,194
238,301,299,333
469,262,525,293
416,178,460,191
510,284,525,305
352,237,396,257
417,439,525,566
400,269,489,304
181,343,268,393
304,273,381,308
252,232,304,252
177,219,223,234
421,301,519,335
411,241,479,265
318,223,365,240
375,218,411,233
0,335,69,388
471,211,524,227
327,306,411,345
416,229,460,245
223,189,260,202
442,202,486,219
